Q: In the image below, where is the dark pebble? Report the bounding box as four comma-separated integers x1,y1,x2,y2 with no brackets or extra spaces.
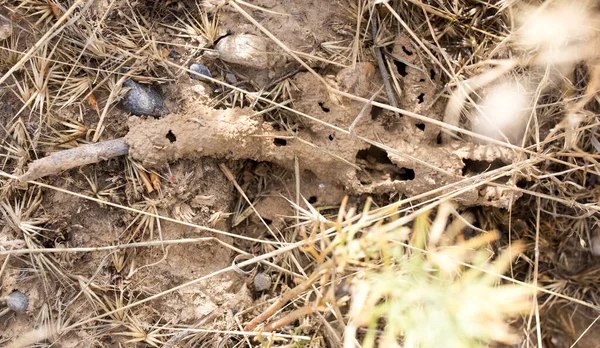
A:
190,63,212,80
168,50,181,59
119,79,169,117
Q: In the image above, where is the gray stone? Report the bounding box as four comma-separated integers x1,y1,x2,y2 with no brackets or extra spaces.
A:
253,272,271,292
119,79,169,117
216,34,271,69
6,291,28,312
190,63,212,80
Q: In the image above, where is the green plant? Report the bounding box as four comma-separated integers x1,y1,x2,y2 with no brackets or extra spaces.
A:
246,200,534,347
343,204,534,347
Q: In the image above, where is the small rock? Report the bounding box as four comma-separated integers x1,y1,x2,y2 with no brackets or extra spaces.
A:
253,272,271,292
6,291,28,312
119,79,169,117
225,73,237,84
190,63,212,80
0,21,12,41
168,50,181,59
216,34,272,69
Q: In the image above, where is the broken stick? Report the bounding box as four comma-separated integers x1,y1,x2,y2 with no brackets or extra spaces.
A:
19,138,130,182
371,6,398,113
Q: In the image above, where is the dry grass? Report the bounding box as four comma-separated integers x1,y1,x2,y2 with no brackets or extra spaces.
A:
1,0,600,347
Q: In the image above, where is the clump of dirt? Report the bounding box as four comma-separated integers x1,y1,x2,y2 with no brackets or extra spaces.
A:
126,62,519,207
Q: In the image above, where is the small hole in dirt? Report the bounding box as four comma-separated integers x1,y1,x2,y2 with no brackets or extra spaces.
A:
430,69,436,80
463,220,480,240
416,123,425,131
308,196,318,204
273,138,287,146
328,134,334,141
356,146,416,182
356,145,393,165
393,60,408,77
462,158,507,176
371,105,385,120
318,102,330,113
264,218,272,225
393,168,415,181
586,173,598,188
436,132,443,144
166,130,176,143
417,93,425,104
419,78,425,82
402,45,413,56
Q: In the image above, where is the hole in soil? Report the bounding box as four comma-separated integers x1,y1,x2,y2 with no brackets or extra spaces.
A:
328,134,334,141
356,145,393,165
416,123,425,131
395,168,415,181
264,218,272,225
436,132,443,144
356,146,415,183
308,196,318,204
318,102,330,113
586,173,598,188
517,177,528,188
273,138,287,146
402,46,413,56
419,78,425,82
430,69,436,80
417,93,425,104
462,217,480,240
394,60,408,77
462,158,507,176
166,130,176,143
371,105,385,120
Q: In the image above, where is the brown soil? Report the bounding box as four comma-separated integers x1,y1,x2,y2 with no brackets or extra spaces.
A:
0,1,598,347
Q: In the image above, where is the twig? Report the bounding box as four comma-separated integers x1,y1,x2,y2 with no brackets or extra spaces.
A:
370,5,398,113
262,306,320,332
0,237,245,256
219,163,280,241
0,14,32,34
349,86,383,134
19,138,129,182
163,309,220,348
263,67,305,91
244,263,330,331
382,50,424,73
92,73,130,142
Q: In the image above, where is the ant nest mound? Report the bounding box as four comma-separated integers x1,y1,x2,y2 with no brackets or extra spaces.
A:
127,59,520,208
